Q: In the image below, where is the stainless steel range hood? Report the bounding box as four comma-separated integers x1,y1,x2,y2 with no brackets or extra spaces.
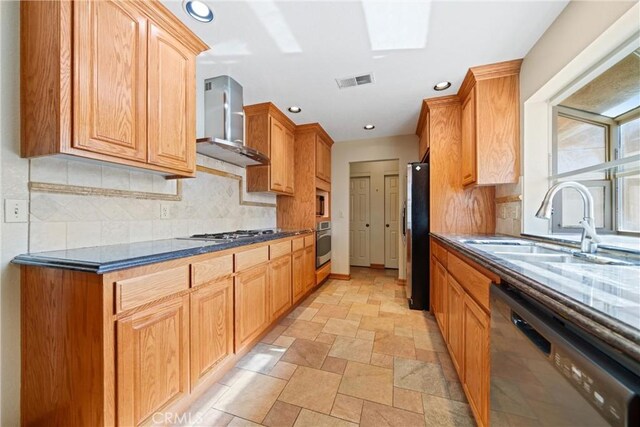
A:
196,75,269,167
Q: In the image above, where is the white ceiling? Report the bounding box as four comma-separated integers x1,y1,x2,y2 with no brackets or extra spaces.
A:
161,0,568,142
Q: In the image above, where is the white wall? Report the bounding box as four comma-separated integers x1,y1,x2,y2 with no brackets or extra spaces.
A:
350,160,399,266
332,135,419,279
495,0,637,237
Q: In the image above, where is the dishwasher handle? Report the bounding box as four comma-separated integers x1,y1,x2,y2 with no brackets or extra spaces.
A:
511,311,551,356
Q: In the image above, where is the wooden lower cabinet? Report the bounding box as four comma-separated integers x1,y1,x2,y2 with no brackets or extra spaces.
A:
235,264,270,352
190,278,234,389
270,255,292,320
432,258,448,340
292,249,305,303
431,237,496,427
446,274,465,377
117,295,190,426
463,294,490,426
303,245,315,291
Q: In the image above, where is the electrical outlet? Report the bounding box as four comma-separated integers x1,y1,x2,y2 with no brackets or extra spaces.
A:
5,199,28,223
160,203,171,219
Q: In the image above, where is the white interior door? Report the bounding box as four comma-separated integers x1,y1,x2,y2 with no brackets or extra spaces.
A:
350,177,370,267
384,175,399,269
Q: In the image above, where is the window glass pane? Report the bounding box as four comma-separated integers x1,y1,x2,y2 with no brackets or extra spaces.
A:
620,117,640,158
619,176,640,232
560,186,605,228
556,115,606,179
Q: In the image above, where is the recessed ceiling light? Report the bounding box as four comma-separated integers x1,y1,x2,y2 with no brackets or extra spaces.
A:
364,124,375,130
184,0,214,23
434,81,451,91
288,106,302,113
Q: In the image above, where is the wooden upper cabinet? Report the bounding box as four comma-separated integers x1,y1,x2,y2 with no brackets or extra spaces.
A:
245,103,296,195
73,0,147,162
418,110,430,162
117,295,190,426
316,137,332,183
147,23,196,173
457,59,522,186
21,0,208,177
461,89,477,186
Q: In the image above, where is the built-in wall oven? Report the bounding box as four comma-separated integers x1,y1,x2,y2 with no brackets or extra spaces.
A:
490,284,640,426
316,221,331,268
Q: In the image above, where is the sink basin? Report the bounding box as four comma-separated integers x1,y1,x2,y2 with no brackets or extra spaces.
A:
462,239,637,266
468,243,565,255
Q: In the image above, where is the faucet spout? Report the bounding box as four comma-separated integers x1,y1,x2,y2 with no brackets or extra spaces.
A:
535,181,599,253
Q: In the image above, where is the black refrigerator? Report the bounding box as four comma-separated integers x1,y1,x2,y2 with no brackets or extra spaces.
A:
403,162,429,310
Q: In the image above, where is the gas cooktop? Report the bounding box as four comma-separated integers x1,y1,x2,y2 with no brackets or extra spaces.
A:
184,229,279,241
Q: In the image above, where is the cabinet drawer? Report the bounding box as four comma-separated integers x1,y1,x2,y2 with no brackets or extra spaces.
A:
270,240,292,259
192,254,233,287
304,234,315,248
432,240,448,266
447,253,491,311
116,266,189,313
292,237,304,252
235,246,269,271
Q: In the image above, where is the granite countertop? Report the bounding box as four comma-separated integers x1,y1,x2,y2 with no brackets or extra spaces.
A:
12,229,313,274
431,233,640,362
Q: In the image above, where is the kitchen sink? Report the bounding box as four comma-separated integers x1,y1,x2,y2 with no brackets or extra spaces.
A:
461,239,637,266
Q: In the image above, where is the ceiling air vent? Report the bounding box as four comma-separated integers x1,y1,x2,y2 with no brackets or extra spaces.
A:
336,73,375,89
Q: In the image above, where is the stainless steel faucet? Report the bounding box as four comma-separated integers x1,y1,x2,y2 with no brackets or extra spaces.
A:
535,181,601,253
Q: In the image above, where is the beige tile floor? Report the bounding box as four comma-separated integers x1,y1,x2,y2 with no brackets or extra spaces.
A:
178,267,476,427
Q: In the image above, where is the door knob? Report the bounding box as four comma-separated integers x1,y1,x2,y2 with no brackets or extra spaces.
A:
386,224,389,227
365,224,370,227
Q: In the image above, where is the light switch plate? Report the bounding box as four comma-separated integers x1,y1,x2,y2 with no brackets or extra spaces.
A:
5,199,28,223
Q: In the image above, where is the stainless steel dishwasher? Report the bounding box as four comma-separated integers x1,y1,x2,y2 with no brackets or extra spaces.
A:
490,284,640,426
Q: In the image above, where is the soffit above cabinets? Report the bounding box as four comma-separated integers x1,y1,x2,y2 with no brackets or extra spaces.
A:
161,0,567,141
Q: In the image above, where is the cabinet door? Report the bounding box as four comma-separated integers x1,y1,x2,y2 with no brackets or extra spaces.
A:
284,128,295,194
190,278,234,389
419,112,430,161
464,294,490,427
304,245,316,291
315,139,325,181
235,264,270,352
447,274,465,378
324,142,331,182
270,255,292,320
292,249,305,303
461,87,477,186
74,0,147,161
117,295,189,426
434,259,448,341
270,117,286,192
147,23,196,173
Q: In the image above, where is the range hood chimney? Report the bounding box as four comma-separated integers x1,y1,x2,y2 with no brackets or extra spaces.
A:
196,75,269,167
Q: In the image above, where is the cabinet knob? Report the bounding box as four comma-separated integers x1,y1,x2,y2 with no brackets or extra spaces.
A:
386,224,389,228
365,224,370,227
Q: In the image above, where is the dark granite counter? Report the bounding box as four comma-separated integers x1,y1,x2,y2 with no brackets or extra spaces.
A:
431,233,640,362
12,230,313,274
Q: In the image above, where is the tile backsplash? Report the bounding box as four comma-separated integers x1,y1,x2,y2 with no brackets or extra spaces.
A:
28,155,276,252
495,179,523,236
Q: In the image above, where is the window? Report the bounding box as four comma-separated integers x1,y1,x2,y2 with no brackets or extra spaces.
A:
617,117,640,233
552,110,612,232
547,47,640,237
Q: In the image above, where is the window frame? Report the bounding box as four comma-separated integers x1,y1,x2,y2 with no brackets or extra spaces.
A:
615,109,640,236
551,106,615,233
